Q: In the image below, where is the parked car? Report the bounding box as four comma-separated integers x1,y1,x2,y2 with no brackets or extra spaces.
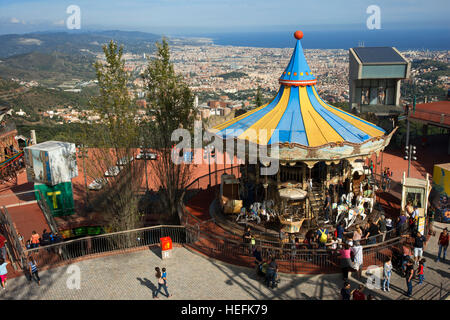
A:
136,151,157,160
88,178,108,190
104,166,121,177
116,156,134,166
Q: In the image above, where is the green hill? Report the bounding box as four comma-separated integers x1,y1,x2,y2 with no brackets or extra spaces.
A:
0,51,96,86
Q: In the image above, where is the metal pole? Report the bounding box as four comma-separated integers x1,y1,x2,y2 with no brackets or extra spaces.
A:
208,148,211,187
405,106,410,148
407,144,411,178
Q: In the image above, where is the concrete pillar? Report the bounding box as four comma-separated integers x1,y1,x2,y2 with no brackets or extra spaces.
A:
31,130,37,145
395,79,401,106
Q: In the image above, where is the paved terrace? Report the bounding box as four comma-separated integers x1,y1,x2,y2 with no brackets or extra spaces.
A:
1,222,448,300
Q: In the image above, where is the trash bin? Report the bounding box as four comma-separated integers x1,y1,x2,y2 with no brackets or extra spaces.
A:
160,237,173,260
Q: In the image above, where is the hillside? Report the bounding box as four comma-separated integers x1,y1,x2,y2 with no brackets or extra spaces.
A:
0,31,162,58
0,51,97,86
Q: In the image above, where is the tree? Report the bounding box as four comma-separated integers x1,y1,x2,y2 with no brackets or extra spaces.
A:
255,87,263,107
87,40,144,232
141,39,197,222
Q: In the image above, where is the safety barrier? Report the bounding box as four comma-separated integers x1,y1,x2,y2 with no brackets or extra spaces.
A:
24,225,187,270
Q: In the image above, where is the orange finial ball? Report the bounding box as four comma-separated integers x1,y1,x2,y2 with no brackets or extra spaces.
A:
294,30,303,40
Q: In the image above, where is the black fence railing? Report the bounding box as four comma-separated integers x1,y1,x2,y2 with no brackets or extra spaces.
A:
24,225,188,270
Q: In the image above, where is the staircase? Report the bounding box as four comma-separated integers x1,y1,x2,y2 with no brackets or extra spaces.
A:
308,182,325,226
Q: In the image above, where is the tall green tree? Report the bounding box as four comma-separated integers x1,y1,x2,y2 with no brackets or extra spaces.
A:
255,87,263,107
87,40,144,232
141,39,197,222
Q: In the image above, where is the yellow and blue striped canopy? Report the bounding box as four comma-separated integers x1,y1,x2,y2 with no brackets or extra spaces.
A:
211,31,385,148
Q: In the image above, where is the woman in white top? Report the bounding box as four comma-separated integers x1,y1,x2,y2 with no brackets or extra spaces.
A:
350,240,363,279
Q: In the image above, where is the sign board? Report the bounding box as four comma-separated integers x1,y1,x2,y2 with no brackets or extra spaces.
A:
24,141,78,185
34,181,75,217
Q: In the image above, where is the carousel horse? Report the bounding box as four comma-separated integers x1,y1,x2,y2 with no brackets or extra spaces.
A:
346,192,354,206
336,203,349,225
357,195,374,214
345,205,366,229
236,205,261,224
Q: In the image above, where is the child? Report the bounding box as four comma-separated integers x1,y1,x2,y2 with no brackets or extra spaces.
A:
162,267,167,286
417,258,426,284
383,257,392,291
28,256,40,286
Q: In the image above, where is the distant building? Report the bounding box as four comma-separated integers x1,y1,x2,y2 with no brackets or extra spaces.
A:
349,47,410,116
136,99,147,108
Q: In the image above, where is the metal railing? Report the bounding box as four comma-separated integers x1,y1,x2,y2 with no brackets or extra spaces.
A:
24,225,188,270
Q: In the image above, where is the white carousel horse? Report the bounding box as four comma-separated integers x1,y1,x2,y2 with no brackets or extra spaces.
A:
236,205,261,224
336,203,349,225
357,196,374,214
346,192,354,206
345,205,366,229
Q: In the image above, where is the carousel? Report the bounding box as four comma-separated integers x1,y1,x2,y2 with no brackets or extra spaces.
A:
208,30,396,237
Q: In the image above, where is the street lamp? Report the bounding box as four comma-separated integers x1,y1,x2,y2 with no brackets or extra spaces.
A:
404,145,417,178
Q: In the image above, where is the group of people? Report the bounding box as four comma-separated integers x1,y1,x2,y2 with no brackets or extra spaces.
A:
23,229,63,249
252,245,279,289
341,282,375,300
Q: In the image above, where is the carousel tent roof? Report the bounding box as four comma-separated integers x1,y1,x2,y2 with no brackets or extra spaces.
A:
210,31,386,148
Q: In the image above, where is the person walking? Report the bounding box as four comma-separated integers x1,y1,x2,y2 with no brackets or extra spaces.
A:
339,243,353,281
351,240,363,279
28,256,40,286
0,258,8,289
436,227,449,262
153,267,171,298
413,231,426,265
382,256,392,292
417,258,426,285
405,259,414,298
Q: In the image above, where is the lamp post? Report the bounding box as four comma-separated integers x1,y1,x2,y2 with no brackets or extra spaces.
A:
404,144,417,178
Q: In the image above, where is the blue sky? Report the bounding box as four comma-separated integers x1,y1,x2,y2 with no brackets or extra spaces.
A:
0,0,449,35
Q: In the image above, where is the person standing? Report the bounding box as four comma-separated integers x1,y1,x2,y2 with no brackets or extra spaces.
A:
378,215,387,242
351,240,363,279
336,222,345,242
28,256,40,286
153,267,171,298
0,258,8,289
30,231,40,248
405,259,414,298
413,231,426,265
417,258,426,285
339,243,352,281
427,205,435,236
316,227,329,249
437,227,449,262
352,284,366,300
382,257,392,292
352,225,363,242
265,257,278,289
340,281,351,300
324,191,332,224
365,219,380,245
0,233,7,260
